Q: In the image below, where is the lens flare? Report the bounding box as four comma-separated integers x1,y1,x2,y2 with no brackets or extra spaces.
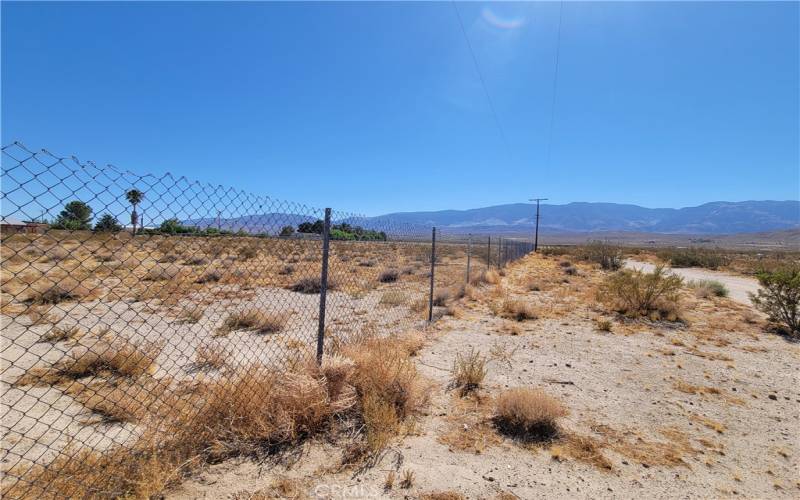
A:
481,7,525,30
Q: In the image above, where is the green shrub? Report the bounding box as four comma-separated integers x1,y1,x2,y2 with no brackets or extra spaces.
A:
750,267,800,336
94,214,123,232
51,201,93,230
578,240,623,270
688,279,729,298
600,266,683,320
657,248,728,270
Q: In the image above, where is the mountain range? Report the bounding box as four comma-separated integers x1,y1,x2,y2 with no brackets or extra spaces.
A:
185,201,799,236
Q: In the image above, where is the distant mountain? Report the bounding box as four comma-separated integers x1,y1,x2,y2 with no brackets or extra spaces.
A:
182,201,799,236
369,201,800,235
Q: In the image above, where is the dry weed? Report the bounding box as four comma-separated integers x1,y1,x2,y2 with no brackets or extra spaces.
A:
451,348,487,396
494,388,567,442
216,309,288,336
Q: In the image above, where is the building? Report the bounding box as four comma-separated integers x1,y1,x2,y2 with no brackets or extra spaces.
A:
1,216,49,235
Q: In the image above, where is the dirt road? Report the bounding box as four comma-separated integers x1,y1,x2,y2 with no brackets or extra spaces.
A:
625,259,760,306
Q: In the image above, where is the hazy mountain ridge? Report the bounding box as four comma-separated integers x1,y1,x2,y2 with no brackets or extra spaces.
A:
371,201,800,235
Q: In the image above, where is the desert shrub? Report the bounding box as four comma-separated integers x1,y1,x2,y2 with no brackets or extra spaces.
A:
750,267,800,336
599,266,683,320
563,266,578,276
278,264,295,275
196,269,221,284
358,259,376,267
493,388,567,441
498,299,537,321
157,253,179,263
289,277,337,294
688,279,729,298
657,247,728,270
28,280,90,305
185,256,208,266
578,240,623,270
539,246,570,256
451,348,487,395
378,269,399,283
595,319,613,332
217,309,288,336
144,264,182,282
380,291,407,306
558,260,572,268
237,245,258,260
470,269,500,286
433,289,451,306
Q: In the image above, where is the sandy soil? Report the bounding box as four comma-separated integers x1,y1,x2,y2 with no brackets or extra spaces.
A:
625,259,759,305
168,255,800,499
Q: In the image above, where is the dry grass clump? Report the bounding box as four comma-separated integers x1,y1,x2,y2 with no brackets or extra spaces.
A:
177,306,204,324
194,343,228,371
42,325,82,343
551,433,613,470
144,264,182,282
493,388,567,442
15,339,161,387
27,280,90,305
599,266,683,321
4,364,344,499
195,269,222,284
342,335,429,454
419,492,466,500
689,279,729,298
451,348,487,396
289,277,337,294
278,264,295,275
216,309,288,336
502,298,537,321
380,290,407,306
470,269,500,285
231,478,308,500
378,268,399,283
595,318,613,332
433,289,451,306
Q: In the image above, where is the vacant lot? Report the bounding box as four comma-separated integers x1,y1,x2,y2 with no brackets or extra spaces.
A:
169,253,798,499
2,235,798,499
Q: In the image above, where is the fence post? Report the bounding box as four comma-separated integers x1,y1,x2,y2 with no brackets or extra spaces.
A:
466,234,471,285
316,207,332,364
498,237,502,268
428,227,436,322
487,236,491,270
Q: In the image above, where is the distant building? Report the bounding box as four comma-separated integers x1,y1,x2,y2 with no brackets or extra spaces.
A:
1,216,49,235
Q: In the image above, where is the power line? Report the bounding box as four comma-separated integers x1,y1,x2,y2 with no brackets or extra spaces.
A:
545,0,564,168
451,1,509,150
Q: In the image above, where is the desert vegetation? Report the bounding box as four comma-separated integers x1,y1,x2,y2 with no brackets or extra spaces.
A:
1,229,798,498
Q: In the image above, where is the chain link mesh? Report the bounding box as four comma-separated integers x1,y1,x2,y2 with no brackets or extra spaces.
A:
0,142,532,497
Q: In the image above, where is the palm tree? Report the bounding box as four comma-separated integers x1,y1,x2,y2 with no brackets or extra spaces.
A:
125,189,144,235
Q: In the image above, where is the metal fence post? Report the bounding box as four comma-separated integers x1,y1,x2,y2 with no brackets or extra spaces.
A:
316,207,332,364
498,237,502,268
466,234,471,285
428,227,436,322
487,236,491,270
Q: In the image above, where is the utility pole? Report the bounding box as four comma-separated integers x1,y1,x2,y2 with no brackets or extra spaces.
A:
529,198,548,252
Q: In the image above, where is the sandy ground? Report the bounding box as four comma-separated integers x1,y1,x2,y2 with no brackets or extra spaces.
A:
625,260,760,306
168,256,800,499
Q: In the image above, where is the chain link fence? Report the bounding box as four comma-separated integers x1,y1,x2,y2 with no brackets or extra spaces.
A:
0,142,532,497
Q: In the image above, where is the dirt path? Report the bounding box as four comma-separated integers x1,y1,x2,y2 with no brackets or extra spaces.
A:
625,259,760,306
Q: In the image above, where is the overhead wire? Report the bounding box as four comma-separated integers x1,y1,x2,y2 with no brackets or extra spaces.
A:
545,0,564,168
451,1,510,152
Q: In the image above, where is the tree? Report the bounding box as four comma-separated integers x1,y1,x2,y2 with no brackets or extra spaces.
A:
52,201,93,230
750,267,800,337
125,189,144,236
94,214,123,232
159,218,185,234
297,220,325,234
279,225,295,237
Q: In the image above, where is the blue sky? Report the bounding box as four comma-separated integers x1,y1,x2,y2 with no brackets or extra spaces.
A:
3,1,798,216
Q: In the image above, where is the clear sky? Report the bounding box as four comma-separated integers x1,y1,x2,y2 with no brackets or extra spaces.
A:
3,1,798,216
